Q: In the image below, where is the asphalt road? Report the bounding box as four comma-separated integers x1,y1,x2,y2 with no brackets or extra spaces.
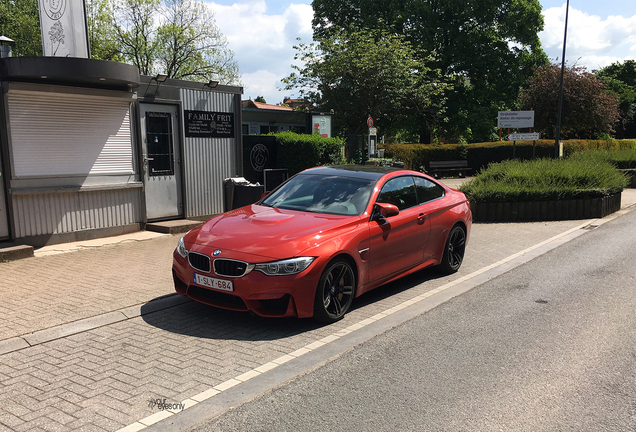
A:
190,209,636,432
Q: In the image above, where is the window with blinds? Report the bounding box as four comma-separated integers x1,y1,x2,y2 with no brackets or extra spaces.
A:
7,89,134,178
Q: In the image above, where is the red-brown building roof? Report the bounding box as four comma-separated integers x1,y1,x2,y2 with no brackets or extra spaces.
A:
242,100,293,111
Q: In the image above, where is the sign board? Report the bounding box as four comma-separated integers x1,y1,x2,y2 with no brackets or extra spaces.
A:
368,135,377,157
184,111,234,138
367,117,374,128
369,127,377,136
506,132,540,141
312,115,332,138
38,0,90,58
498,111,535,129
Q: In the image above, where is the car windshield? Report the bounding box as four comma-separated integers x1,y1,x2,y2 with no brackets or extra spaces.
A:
260,174,376,216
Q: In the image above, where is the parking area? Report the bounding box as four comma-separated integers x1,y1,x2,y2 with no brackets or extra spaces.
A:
1,185,635,432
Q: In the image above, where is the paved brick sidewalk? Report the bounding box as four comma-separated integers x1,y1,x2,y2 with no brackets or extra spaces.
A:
0,235,179,341
0,218,595,432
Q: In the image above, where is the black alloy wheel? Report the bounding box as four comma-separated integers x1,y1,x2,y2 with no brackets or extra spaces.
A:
313,258,356,323
438,225,466,274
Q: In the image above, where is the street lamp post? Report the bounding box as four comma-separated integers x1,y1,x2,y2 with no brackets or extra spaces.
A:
555,0,570,158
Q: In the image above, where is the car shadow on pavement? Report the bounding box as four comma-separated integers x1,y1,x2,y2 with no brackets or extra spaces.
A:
141,267,445,342
352,266,445,310
141,298,324,341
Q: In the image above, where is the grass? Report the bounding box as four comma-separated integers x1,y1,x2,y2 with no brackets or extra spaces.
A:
568,149,636,170
459,158,628,203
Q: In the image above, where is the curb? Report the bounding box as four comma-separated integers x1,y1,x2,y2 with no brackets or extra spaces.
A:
0,294,189,356
0,243,34,262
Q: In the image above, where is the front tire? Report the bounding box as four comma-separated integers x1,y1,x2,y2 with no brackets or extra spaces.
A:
313,258,356,323
438,225,466,274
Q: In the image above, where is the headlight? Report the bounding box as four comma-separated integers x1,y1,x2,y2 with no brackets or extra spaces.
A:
176,237,189,258
254,257,315,276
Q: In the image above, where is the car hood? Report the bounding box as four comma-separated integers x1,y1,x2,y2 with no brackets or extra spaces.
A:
186,204,361,260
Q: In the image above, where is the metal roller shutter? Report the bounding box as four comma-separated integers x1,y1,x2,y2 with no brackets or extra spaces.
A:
7,89,134,178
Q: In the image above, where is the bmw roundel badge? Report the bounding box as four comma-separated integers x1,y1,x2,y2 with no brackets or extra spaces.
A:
213,250,221,256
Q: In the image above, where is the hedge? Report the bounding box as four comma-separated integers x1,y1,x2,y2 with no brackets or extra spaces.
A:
381,139,636,174
273,132,346,176
568,149,636,169
458,158,628,203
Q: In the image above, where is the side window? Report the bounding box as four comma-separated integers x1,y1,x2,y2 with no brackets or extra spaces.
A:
377,177,418,210
414,176,445,204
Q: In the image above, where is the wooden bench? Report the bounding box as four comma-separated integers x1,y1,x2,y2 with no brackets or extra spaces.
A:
429,160,471,179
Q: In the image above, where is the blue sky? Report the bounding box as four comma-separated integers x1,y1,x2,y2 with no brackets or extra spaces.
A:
205,1,636,104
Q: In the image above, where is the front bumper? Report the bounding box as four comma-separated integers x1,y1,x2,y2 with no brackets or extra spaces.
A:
172,248,323,318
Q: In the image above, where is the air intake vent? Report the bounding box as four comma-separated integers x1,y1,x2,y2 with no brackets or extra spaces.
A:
188,252,211,273
214,259,250,277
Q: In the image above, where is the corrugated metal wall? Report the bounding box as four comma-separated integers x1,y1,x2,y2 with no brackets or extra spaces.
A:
12,188,142,238
180,88,237,217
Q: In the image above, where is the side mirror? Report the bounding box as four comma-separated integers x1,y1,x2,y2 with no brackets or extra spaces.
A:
373,202,399,221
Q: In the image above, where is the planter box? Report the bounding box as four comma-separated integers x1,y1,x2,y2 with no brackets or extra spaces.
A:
470,192,621,222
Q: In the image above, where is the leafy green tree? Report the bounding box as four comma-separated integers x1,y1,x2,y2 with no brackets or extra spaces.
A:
86,0,122,61
155,0,239,83
595,60,636,139
0,0,42,56
112,0,239,83
519,63,620,139
113,0,160,74
311,0,548,142
254,96,267,103
283,27,449,138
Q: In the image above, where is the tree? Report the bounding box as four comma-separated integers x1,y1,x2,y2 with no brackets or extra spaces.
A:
595,60,636,139
154,0,239,82
0,0,42,56
112,0,240,83
282,27,449,138
519,63,620,139
254,96,267,103
86,0,122,61
311,0,548,142
113,0,160,75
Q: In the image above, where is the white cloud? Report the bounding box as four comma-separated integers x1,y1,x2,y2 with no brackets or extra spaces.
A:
540,5,636,69
206,1,314,102
241,69,286,102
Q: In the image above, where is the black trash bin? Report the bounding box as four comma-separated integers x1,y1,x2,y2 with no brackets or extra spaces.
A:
223,177,265,212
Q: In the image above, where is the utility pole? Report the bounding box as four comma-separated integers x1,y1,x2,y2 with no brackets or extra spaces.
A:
555,0,570,158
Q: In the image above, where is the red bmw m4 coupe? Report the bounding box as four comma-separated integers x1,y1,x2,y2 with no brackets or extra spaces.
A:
172,165,472,322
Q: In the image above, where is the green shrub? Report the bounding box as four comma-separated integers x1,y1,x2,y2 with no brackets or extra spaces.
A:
273,132,346,175
381,139,636,174
568,149,636,169
459,158,628,203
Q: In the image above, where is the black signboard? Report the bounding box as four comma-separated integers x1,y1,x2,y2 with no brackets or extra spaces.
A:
184,110,234,138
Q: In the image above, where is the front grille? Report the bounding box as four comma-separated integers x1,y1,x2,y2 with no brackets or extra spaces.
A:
214,259,249,277
188,252,211,273
259,295,291,314
187,285,247,309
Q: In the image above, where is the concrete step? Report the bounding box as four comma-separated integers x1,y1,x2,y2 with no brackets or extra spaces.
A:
0,243,34,261
145,219,204,235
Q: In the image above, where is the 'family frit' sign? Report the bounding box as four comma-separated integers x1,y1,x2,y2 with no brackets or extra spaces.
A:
184,111,235,138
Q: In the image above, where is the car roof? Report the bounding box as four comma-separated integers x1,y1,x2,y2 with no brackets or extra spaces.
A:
301,165,404,180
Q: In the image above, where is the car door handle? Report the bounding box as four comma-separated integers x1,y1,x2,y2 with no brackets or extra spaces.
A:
417,213,427,222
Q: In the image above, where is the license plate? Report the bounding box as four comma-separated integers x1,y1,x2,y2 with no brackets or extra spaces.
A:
193,273,234,292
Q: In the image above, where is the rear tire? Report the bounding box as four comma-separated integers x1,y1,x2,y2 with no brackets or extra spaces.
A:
438,225,466,274
313,258,356,323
